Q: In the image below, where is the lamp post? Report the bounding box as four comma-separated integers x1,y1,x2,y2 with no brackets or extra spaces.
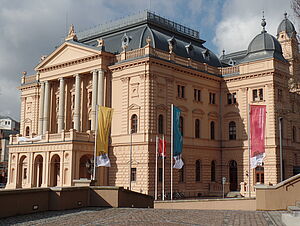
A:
279,117,283,182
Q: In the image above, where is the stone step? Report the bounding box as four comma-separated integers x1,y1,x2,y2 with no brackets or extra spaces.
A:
226,191,242,198
287,206,300,217
282,213,300,226
296,201,300,208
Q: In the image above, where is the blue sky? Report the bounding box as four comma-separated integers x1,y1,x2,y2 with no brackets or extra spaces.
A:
0,0,295,120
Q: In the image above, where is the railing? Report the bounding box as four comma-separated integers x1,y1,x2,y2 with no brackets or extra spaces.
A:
10,129,95,145
22,74,37,85
221,65,240,75
115,46,222,76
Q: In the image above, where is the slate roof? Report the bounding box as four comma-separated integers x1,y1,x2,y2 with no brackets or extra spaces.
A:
76,11,222,67
277,13,296,38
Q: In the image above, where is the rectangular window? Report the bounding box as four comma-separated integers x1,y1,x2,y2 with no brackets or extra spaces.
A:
227,92,237,105
194,89,201,101
23,168,27,179
253,88,263,101
131,168,136,182
177,85,185,98
209,92,216,104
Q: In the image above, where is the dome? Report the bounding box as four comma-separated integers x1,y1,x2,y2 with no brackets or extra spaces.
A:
277,13,296,38
242,18,286,63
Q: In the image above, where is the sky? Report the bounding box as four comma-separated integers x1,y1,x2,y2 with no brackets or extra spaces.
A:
0,0,296,120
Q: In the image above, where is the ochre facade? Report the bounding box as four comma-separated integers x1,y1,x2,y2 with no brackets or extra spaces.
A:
6,12,300,198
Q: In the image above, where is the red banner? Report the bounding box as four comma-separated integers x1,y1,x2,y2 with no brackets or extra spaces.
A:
250,105,266,168
158,138,166,157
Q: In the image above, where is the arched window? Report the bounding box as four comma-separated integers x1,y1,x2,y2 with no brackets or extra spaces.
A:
131,114,138,133
195,160,201,181
158,114,164,134
210,121,215,140
25,126,30,136
229,121,236,140
195,119,200,138
292,126,297,142
211,160,216,182
179,116,184,136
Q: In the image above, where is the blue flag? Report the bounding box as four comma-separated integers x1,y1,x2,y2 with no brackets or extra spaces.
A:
173,105,182,156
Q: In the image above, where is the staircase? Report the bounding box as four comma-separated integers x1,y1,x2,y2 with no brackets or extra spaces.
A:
282,202,300,226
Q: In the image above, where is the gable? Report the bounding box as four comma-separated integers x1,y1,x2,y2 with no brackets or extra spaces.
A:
35,42,100,70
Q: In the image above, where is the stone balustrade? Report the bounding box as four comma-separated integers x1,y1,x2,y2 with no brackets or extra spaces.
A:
9,129,95,145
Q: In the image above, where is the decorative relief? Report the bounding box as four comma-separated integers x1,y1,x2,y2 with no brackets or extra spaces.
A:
131,83,139,98
157,83,165,98
121,77,130,83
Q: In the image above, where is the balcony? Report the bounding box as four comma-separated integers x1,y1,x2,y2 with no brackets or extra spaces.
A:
9,129,95,145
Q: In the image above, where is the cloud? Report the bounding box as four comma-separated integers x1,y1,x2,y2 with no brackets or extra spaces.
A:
213,0,296,54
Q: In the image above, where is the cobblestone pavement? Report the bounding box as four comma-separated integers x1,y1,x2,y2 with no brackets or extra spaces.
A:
0,208,287,226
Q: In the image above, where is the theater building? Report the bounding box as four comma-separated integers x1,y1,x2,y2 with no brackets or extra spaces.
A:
5,11,300,197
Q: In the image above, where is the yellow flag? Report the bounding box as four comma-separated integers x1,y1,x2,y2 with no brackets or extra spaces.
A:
96,106,113,157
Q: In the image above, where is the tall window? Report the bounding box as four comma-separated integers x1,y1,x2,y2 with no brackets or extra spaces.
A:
131,168,136,182
158,114,164,134
131,114,138,133
253,88,263,101
255,166,264,184
194,89,201,101
227,93,237,104
180,116,184,136
209,92,216,104
195,119,200,138
229,121,236,140
177,85,185,98
210,121,215,140
195,160,201,181
211,160,216,182
25,126,30,136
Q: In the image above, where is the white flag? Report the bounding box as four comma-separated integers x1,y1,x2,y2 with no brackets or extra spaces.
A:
96,153,111,167
173,155,184,169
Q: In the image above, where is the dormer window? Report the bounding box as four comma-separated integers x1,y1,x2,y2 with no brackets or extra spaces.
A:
121,33,131,50
185,42,193,55
202,49,210,60
167,36,176,53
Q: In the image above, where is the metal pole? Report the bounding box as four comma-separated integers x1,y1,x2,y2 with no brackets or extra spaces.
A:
155,136,158,200
222,183,225,199
93,105,99,181
279,117,283,182
247,103,251,198
171,104,174,200
129,130,132,190
162,134,165,201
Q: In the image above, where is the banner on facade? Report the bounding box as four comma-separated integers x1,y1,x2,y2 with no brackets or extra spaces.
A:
95,106,113,167
172,105,184,169
250,105,266,169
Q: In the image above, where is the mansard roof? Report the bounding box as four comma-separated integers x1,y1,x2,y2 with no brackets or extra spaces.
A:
76,11,222,67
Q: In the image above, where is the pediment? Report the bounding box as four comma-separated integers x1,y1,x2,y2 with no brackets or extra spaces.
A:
208,111,219,119
155,104,167,111
178,105,188,113
128,103,141,110
192,108,205,116
223,111,240,118
35,42,100,70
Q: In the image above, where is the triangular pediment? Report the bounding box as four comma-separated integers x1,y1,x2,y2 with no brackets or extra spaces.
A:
35,41,100,70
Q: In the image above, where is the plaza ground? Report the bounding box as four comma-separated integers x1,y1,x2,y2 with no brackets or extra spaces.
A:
0,207,286,226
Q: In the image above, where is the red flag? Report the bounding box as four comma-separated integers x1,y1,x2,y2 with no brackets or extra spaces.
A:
250,105,266,168
158,138,166,157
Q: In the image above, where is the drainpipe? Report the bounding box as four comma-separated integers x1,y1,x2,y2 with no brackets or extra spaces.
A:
279,117,283,182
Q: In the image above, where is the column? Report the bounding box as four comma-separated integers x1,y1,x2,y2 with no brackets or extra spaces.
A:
97,69,105,106
58,77,65,133
74,74,81,131
43,81,50,134
91,70,98,131
38,82,45,135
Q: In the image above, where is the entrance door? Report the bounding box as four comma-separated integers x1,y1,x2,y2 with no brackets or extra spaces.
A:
229,160,238,191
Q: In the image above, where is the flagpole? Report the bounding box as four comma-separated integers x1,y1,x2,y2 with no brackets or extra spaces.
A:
162,134,165,201
93,105,99,181
247,103,251,198
171,104,173,200
155,136,158,200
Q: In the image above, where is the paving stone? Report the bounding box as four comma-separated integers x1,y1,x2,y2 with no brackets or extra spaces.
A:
0,208,288,226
